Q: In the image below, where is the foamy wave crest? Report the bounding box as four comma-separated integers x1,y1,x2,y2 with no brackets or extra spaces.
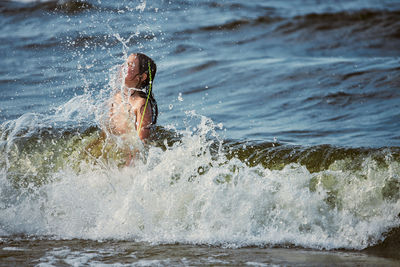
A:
1,109,399,250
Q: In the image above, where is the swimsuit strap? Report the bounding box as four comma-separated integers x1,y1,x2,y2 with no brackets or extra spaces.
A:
131,86,158,126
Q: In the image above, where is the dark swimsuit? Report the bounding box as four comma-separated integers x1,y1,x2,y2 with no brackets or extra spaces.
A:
134,86,158,127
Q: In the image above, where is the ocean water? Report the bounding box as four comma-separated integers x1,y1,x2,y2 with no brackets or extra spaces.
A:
1,0,400,265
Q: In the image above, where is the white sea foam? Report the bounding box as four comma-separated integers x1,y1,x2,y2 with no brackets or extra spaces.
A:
2,247,27,251
37,247,102,267
135,1,146,12
1,107,400,250
10,0,51,3
0,90,399,250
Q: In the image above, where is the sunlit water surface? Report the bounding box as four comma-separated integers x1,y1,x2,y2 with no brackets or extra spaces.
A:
1,0,400,265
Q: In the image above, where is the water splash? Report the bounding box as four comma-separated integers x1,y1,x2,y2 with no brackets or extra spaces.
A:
136,1,146,12
0,103,399,250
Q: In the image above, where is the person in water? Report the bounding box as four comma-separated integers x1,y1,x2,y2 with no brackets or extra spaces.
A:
109,53,158,142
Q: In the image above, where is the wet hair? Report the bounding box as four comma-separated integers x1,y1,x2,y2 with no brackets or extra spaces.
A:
135,53,158,125
136,53,157,89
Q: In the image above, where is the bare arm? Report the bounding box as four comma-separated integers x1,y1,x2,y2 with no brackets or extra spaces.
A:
134,99,153,142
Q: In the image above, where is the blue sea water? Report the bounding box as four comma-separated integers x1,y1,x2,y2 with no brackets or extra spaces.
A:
1,0,400,265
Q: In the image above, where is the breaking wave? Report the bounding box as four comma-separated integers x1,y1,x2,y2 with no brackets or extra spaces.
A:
0,94,399,250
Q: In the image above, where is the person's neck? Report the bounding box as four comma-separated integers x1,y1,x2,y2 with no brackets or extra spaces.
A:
123,85,146,97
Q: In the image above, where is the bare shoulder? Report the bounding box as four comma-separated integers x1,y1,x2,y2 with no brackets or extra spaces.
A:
132,95,146,105
111,91,123,104
129,95,146,110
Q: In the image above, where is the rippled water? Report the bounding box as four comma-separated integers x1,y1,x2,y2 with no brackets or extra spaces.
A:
1,0,400,265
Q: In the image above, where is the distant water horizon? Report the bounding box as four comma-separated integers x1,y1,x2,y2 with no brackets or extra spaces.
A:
1,0,400,265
